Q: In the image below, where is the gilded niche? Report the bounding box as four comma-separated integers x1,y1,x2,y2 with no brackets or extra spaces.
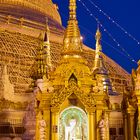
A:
51,79,96,109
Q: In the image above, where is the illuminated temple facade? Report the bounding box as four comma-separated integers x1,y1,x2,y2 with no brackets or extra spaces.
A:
0,0,140,140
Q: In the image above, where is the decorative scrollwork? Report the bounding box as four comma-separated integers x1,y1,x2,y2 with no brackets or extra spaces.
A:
51,82,96,108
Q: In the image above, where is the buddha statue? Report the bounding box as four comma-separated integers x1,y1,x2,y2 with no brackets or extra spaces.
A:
65,116,82,140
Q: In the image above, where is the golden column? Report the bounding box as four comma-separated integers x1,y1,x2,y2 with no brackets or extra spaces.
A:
42,93,51,140
96,109,102,140
51,108,59,140
87,109,96,140
123,112,128,140
127,106,135,140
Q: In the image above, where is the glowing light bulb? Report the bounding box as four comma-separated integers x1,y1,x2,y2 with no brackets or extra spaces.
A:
80,36,83,40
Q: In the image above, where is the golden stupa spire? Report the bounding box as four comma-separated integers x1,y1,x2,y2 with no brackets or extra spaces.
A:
69,0,77,20
94,27,113,94
43,19,52,70
63,0,82,55
34,33,47,79
94,26,103,69
34,20,53,79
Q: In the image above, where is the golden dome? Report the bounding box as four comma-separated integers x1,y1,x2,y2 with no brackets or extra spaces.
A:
0,0,62,24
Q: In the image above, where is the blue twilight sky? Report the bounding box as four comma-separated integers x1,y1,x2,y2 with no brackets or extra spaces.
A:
52,0,140,73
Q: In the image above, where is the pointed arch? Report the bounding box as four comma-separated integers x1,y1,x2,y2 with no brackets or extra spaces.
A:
51,85,96,109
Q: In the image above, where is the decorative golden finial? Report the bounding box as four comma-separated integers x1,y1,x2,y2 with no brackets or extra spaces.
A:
94,26,103,69
69,0,77,20
63,0,82,55
95,25,101,42
43,20,52,71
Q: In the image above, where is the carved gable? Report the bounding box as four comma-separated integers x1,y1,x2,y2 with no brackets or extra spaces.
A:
51,82,96,109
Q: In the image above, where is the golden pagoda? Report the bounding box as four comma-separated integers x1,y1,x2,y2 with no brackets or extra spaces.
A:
0,0,139,140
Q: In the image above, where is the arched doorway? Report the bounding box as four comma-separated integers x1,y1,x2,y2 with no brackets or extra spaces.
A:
59,106,88,140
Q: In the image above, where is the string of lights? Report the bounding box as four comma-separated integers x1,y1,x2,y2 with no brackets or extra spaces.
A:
78,0,137,64
85,0,140,46
79,24,137,63
101,40,134,62
58,1,137,64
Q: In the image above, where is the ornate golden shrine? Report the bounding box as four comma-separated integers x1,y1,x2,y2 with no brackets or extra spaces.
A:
33,0,140,140
0,0,139,140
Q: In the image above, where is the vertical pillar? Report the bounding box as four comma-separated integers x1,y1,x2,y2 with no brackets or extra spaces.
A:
129,113,134,140
127,108,135,140
51,108,59,140
136,97,140,139
106,112,110,140
123,113,128,140
137,107,140,139
35,109,51,140
96,110,102,140
43,109,51,140
88,110,96,140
